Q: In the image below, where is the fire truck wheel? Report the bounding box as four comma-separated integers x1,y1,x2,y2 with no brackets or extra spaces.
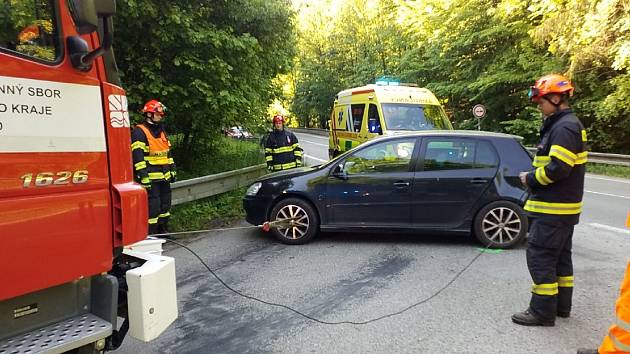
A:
473,200,528,249
270,197,319,245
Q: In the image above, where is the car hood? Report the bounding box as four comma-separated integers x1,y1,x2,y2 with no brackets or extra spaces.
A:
256,167,318,183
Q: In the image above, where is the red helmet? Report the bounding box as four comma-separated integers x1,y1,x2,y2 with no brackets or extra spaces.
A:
272,114,284,124
18,25,40,44
528,74,574,102
142,100,167,114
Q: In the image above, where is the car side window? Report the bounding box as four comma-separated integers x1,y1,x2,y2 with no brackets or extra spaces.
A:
422,139,475,171
351,104,365,133
343,139,416,175
0,1,59,62
475,140,499,168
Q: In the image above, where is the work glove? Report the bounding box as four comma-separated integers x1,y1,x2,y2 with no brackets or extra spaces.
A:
140,176,151,189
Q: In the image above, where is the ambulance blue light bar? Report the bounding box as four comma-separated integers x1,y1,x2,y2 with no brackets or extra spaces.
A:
375,76,400,86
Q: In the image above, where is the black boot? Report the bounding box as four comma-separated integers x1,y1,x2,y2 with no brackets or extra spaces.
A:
512,309,555,326
557,311,570,318
576,350,598,354
156,224,173,239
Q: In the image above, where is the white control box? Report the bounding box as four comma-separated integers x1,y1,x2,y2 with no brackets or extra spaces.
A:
123,249,178,342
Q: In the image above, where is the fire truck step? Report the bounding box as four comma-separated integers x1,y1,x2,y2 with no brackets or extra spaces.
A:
0,313,112,354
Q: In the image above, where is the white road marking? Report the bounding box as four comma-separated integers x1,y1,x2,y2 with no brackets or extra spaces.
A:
300,139,329,147
586,175,630,184
305,154,327,163
588,223,630,235
585,190,630,200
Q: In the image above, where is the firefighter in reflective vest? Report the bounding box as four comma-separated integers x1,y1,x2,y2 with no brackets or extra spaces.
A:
131,99,176,235
265,114,303,171
512,74,587,327
577,212,630,354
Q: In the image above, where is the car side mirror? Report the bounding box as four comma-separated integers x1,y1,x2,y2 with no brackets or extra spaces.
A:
331,164,348,180
66,0,116,71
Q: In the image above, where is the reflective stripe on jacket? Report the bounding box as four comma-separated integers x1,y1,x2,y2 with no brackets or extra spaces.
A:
264,129,303,171
525,109,587,223
131,122,176,182
136,124,171,165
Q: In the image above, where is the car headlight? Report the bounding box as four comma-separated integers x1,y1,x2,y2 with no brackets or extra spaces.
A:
246,182,262,196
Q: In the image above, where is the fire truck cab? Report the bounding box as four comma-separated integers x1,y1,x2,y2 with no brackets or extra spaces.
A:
0,1,177,352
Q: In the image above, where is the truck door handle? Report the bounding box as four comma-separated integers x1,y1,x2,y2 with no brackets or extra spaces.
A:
470,178,488,184
393,181,410,188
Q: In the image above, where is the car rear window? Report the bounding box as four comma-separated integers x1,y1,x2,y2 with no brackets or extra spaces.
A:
422,138,498,171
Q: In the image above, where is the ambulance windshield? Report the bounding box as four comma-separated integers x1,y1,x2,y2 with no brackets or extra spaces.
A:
381,104,452,131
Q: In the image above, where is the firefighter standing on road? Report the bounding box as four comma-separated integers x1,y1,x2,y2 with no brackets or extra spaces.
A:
265,114,303,171
577,212,630,354
131,99,176,235
512,74,588,327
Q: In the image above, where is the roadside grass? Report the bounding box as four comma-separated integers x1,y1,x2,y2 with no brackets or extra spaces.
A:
169,187,247,233
587,163,630,179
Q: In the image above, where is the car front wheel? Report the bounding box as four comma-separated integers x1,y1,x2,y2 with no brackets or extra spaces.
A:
269,198,319,245
473,201,528,249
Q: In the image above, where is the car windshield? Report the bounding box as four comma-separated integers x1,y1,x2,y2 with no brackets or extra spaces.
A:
381,103,452,131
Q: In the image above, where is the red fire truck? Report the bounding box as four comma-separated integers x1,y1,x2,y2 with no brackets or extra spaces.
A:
1,1,177,352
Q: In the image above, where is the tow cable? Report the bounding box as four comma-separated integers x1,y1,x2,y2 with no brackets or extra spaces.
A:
148,219,292,239
151,220,494,325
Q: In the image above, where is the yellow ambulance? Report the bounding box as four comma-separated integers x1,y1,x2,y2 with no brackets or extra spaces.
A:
328,83,453,158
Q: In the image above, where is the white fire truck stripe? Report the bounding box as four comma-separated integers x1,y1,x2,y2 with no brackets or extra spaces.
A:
0,76,106,152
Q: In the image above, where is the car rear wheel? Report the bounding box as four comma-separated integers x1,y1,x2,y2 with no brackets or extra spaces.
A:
473,201,528,249
270,198,319,245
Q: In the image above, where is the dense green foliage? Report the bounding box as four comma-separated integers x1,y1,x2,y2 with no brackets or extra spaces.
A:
0,1,57,60
173,137,264,180
291,0,630,152
114,0,296,170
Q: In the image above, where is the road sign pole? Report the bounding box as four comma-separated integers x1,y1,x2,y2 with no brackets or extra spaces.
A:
472,104,486,132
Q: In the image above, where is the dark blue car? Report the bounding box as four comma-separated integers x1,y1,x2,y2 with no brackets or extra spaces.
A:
243,131,533,248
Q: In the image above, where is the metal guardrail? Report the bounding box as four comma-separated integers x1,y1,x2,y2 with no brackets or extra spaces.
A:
170,164,267,206
292,127,328,137
294,127,630,167
524,148,630,167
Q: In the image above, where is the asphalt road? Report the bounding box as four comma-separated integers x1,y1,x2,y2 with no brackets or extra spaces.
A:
119,132,629,354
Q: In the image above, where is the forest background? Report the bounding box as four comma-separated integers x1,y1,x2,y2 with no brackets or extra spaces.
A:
110,0,630,171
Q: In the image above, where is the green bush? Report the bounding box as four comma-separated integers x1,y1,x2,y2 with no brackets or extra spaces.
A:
175,137,264,180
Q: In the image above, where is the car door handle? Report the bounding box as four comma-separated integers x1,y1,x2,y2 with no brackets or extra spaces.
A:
470,178,488,184
393,181,410,188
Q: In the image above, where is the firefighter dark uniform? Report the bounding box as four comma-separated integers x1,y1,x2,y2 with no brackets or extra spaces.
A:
131,100,176,235
265,115,303,171
513,74,587,327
